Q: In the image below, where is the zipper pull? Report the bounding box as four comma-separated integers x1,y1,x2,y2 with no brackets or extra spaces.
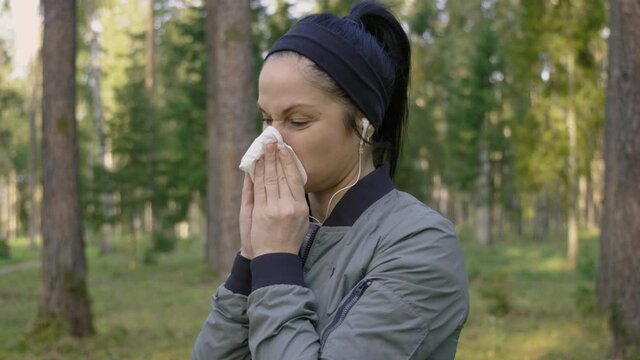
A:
356,279,373,295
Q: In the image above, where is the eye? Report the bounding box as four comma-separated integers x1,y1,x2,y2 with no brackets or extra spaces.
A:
289,119,309,128
262,118,273,126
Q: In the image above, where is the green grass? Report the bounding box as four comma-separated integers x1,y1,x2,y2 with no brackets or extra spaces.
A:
0,230,610,359
457,229,610,360
0,236,218,360
0,237,40,266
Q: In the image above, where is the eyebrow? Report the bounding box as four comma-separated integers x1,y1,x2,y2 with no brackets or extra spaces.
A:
257,103,318,117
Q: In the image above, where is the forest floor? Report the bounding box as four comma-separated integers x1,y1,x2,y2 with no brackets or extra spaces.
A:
0,228,610,360
0,261,39,277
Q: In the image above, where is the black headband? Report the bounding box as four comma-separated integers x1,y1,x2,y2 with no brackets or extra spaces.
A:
266,20,391,129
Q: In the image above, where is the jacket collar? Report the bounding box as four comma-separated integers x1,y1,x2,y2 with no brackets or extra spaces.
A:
307,165,395,227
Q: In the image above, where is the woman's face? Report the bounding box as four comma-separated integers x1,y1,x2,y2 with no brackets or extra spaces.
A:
257,55,360,193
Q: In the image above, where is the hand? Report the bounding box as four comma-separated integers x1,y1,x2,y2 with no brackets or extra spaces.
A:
251,143,309,257
239,173,254,259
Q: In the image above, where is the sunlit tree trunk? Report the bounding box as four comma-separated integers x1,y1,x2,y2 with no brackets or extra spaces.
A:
599,0,640,357
40,0,94,337
205,0,255,273
87,11,114,255
589,158,604,230
578,175,587,228
27,52,41,250
566,54,579,269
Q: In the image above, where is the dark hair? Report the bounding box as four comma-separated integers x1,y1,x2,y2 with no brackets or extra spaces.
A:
269,1,411,178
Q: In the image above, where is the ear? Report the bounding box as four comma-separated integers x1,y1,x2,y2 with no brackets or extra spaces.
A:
365,122,375,140
359,118,375,141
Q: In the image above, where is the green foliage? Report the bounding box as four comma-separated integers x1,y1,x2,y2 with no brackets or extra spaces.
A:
317,0,357,14
105,33,152,225
444,20,507,192
25,313,69,346
142,246,158,265
0,238,10,259
155,3,207,226
81,1,208,239
479,271,511,317
151,232,177,254
573,235,600,315
395,0,607,238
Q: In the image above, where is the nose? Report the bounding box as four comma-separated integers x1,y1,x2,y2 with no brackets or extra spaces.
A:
271,122,284,133
267,122,290,142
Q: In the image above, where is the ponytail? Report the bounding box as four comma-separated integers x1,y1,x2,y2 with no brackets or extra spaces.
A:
349,1,411,178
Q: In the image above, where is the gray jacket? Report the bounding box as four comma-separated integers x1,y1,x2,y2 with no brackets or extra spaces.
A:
192,166,469,359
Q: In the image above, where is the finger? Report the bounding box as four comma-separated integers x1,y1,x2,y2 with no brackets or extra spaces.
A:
279,146,305,201
241,173,254,207
253,158,266,205
264,143,279,201
276,151,293,201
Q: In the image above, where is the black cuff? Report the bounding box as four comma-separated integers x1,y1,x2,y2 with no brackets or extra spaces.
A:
250,253,305,292
224,253,252,296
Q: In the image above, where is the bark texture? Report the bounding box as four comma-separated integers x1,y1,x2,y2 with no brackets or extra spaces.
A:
205,0,255,273
41,0,94,337
599,0,640,357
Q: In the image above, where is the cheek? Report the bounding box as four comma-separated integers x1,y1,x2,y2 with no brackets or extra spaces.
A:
281,132,315,168
286,129,350,180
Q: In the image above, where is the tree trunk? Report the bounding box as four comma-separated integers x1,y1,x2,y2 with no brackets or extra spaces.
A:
40,0,94,337
188,192,203,239
205,0,255,274
453,192,465,227
579,175,587,229
432,174,449,217
599,0,640,357
88,12,114,255
475,138,491,245
146,0,160,240
7,170,17,239
589,158,604,230
566,54,579,270
534,190,549,242
0,180,7,240
28,52,40,250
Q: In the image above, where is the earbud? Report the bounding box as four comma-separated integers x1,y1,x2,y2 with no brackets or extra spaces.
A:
326,117,370,223
359,118,370,153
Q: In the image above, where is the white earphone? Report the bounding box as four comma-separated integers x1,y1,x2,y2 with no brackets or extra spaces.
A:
314,117,371,224
359,118,370,153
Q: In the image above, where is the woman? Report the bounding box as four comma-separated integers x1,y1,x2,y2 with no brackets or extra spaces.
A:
192,2,469,359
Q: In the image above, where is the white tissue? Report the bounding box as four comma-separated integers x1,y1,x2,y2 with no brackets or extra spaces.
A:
239,126,308,184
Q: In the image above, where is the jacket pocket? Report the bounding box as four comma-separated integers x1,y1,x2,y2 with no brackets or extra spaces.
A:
320,278,373,349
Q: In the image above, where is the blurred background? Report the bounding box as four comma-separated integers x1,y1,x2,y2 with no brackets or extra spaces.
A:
0,0,638,359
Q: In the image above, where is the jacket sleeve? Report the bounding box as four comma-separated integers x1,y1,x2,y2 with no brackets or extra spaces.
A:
246,214,469,360
191,254,252,360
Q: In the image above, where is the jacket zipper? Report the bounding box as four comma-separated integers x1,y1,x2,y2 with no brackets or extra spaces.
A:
320,279,373,349
300,223,321,267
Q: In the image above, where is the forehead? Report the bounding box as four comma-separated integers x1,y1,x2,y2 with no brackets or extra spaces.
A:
258,55,330,112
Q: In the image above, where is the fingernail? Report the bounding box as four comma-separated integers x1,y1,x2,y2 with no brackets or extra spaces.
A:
278,147,288,158
266,143,275,154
